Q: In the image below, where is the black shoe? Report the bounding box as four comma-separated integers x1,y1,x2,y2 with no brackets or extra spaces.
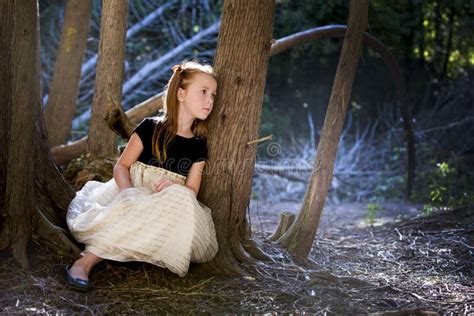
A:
64,265,93,292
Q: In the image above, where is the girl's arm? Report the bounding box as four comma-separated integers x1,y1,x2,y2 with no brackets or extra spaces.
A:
153,162,204,194
183,161,206,195
113,133,143,191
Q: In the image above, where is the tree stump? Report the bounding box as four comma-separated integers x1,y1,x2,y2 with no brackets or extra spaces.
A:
269,212,295,241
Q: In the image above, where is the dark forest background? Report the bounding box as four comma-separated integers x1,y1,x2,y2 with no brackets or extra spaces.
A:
39,0,474,211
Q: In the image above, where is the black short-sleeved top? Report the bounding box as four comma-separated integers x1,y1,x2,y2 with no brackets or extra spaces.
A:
132,118,208,177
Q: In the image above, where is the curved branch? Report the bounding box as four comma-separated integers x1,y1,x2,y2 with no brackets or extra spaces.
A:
270,25,416,198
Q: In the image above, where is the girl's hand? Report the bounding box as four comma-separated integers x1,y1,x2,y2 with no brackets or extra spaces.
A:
153,179,177,192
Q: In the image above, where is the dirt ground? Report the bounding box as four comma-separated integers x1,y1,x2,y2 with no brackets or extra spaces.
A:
0,200,472,314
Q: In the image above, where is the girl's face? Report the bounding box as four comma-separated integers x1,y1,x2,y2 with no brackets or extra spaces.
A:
177,72,217,121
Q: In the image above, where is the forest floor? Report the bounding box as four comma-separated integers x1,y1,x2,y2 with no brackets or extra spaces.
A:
0,200,472,315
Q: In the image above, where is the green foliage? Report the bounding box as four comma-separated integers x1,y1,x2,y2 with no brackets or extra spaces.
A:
422,204,436,216
365,203,382,226
417,161,474,214
251,191,259,200
416,0,474,78
426,162,454,205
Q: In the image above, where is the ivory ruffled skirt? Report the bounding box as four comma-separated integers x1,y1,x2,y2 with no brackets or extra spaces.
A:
66,161,219,277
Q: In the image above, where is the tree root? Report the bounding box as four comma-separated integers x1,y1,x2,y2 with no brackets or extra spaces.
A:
241,237,274,262
291,254,319,269
230,237,255,264
35,208,81,258
12,237,29,270
240,216,273,261
194,250,249,277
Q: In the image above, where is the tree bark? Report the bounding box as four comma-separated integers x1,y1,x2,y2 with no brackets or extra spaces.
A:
277,0,369,262
45,0,92,148
0,0,81,269
86,0,128,159
196,0,276,276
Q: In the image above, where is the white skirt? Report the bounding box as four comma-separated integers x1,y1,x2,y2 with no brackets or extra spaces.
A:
66,161,219,277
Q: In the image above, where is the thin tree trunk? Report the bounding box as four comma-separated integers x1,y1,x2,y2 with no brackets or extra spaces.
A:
277,0,369,262
271,25,416,198
86,0,128,158
196,0,276,276
45,0,92,148
43,1,175,106
81,1,174,77
0,0,80,269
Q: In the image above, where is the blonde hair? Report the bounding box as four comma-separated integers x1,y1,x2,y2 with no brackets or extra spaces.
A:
152,60,216,163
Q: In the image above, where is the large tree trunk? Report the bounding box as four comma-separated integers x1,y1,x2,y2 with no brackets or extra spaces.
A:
196,0,276,276
0,0,81,269
277,0,369,262
86,0,128,158
45,0,92,148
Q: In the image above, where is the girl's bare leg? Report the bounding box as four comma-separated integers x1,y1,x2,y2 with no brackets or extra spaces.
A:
68,252,103,280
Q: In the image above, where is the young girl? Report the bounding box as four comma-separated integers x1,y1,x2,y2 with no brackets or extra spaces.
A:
65,61,219,292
